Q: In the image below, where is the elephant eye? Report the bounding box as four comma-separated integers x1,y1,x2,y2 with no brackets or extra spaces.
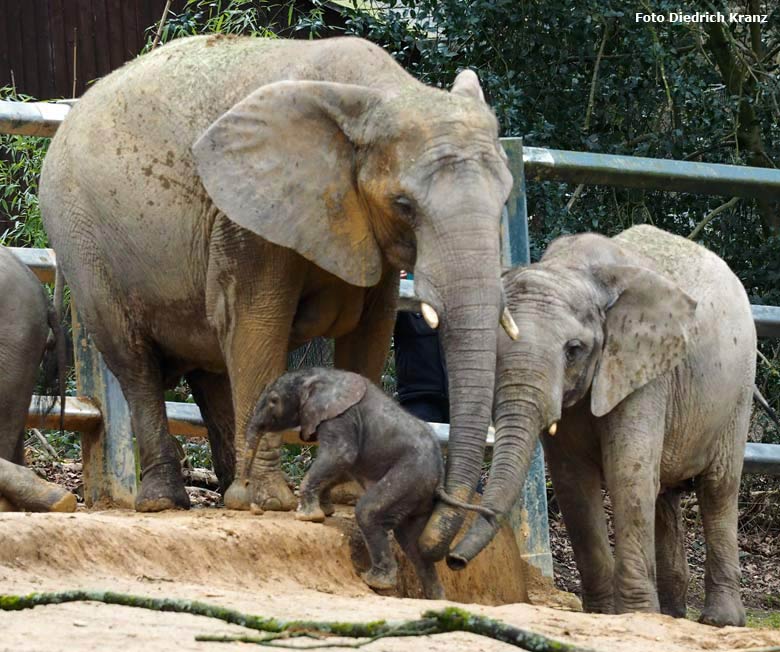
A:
564,339,584,365
392,195,417,225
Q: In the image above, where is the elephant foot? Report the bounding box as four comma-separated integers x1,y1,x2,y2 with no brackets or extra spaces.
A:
136,464,190,512
361,566,397,591
295,505,326,523
582,593,615,615
329,480,363,506
422,579,446,601
660,599,687,619
0,495,18,512
224,472,296,511
320,495,336,517
699,592,745,627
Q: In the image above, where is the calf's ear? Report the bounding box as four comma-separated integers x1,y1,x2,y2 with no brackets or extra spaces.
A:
300,371,368,439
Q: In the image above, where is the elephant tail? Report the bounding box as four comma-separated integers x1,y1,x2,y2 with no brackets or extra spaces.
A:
434,486,497,523
42,264,67,434
753,385,780,433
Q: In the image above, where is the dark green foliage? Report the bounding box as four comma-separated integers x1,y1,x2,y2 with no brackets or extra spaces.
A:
0,88,50,248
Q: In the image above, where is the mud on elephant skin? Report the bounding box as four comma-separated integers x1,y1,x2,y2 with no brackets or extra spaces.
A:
244,368,494,599
449,225,755,627
40,35,517,530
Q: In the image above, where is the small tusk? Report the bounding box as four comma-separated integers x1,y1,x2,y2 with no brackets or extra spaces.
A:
500,307,519,341
548,422,558,436
421,302,439,329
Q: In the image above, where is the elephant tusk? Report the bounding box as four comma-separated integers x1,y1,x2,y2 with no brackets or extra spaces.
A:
500,307,520,341
548,422,558,436
421,302,439,329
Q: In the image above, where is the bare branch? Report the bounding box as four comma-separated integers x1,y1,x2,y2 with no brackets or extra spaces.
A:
151,0,173,51
688,196,741,240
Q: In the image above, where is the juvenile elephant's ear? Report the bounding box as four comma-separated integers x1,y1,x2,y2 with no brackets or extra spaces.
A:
590,265,697,417
299,371,368,439
193,81,383,288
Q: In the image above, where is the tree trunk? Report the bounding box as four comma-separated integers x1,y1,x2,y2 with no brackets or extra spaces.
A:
704,20,780,235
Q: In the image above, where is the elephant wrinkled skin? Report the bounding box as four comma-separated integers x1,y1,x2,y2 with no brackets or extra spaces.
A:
0,246,65,507
40,33,512,552
449,225,754,627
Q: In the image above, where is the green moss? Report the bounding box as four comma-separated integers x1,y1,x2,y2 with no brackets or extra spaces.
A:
746,609,780,630
0,596,21,610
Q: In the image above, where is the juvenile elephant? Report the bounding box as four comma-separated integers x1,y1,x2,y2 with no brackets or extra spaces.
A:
245,368,494,599
0,246,66,509
40,34,516,551
448,225,754,627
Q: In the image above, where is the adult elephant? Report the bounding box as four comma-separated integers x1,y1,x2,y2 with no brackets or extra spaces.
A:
0,246,64,468
40,32,515,554
448,225,754,627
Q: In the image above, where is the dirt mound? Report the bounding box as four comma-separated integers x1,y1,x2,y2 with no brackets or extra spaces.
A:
0,508,550,605
0,509,778,651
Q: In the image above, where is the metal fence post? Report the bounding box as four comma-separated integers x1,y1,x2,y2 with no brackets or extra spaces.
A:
71,306,137,508
500,137,554,578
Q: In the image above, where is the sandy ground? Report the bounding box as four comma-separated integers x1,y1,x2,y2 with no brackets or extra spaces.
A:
1,509,779,652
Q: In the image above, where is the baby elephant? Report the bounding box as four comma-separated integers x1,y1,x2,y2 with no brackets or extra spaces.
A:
245,367,493,599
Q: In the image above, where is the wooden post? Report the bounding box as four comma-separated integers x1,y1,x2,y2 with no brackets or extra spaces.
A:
500,137,554,578
71,306,136,508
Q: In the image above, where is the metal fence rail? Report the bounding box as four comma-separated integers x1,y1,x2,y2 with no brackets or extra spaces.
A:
28,395,779,476
523,146,780,200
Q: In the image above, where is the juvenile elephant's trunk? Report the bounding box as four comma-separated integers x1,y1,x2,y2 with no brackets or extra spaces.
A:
447,348,548,568
415,221,503,561
242,429,262,479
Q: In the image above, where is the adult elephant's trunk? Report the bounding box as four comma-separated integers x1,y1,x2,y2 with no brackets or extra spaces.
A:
447,347,550,568
414,218,504,561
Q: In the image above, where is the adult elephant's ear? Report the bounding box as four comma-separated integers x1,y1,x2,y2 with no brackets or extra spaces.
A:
193,81,383,288
450,69,485,102
299,371,367,440
590,265,697,417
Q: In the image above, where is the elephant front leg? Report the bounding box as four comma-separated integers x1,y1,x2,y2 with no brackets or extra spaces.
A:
545,440,615,613
330,270,398,507
296,419,357,521
600,396,665,614
219,297,299,512
655,488,690,618
334,269,398,383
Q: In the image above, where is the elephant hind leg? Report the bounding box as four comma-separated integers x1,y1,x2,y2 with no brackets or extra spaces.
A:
655,488,689,618
355,462,423,592
395,513,444,600
99,339,189,512
187,370,235,494
695,399,749,627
